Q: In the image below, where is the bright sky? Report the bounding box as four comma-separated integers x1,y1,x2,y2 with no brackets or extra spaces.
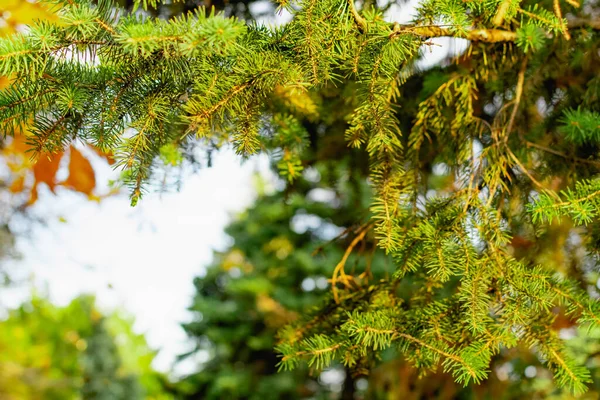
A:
1,147,272,374
0,0,467,376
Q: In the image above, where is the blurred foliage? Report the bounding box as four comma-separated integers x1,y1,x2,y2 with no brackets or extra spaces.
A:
0,294,174,399
181,158,375,399
182,162,600,399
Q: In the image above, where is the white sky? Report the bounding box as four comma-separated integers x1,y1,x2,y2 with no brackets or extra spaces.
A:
0,147,272,374
0,0,468,376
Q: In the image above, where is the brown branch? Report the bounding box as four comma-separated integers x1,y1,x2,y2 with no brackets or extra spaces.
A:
391,25,517,42
345,319,479,380
520,138,600,168
567,17,600,29
280,344,342,363
187,82,251,130
311,225,355,256
95,18,117,35
493,0,512,26
549,348,579,383
390,16,600,44
545,189,600,209
504,57,527,142
506,146,561,199
552,287,600,326
331,223,373,304
518,7,560,29
348,0,367,32
0,89,55,112
553,0,571,40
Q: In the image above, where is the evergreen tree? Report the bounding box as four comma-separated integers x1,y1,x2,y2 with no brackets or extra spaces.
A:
0,295,173,399
81,317,143,400
183,160,600,399
181,157,377,399
1,0,600,394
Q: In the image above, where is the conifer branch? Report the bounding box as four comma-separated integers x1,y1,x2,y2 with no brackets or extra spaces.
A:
517,7,560,30
95,18,117,35
549,348,579,383
506,147,555,197
331,224,372,303
348,0,367,32
553,0,571,40
520,138,600,168
391,16,600,44
552,287,600,326
281,344,342,362
188,82,251,128
551,190,600,208
505,58,527,141
390,24,518,42
396,332,480,382
2,0,600,393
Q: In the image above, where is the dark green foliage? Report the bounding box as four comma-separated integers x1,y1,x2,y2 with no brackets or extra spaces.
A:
559,108,600,144
180,155,378,398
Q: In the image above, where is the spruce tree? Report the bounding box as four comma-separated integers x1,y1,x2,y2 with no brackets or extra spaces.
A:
1,0,600,394
0,295,169,399
81,318,143,400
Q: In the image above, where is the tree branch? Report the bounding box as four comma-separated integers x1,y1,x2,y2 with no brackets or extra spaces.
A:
520,137,600,168
390,24,517,42
389,17,600,43
505,57,527,140
348,0,367,32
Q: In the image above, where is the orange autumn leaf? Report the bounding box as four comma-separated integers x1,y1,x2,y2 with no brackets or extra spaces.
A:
33,152,64,192
25,152,64,205
62,147,96,196
8,176,25,193
5,134,32,157
91,146,116,166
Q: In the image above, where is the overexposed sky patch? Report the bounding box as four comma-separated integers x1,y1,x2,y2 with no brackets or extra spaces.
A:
1,148,272,374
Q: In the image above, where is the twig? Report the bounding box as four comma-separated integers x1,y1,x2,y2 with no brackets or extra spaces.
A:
390,24,517,43
348,0,367,32
386,15,600,44
553,0,571,40
331,223,373,303
311,225,356,256
506,147,560,200
521,137,600,168
504,57,527,142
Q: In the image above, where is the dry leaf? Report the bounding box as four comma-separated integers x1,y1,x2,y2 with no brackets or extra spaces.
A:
62,147,96,196
33,152,64,192
8,176,25,193
91,146,116,165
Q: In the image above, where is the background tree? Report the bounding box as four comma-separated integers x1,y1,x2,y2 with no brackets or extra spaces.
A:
181,148,600,399
0,294,174,399
1,0,600,396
